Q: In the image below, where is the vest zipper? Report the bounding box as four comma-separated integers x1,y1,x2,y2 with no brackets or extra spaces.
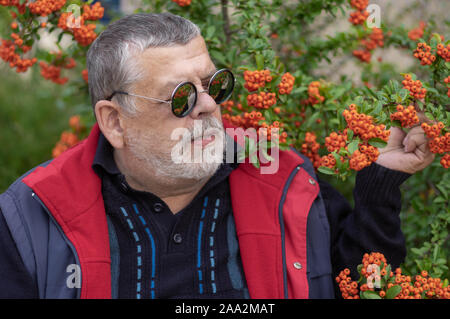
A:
31,192,82,299
278,164,302,299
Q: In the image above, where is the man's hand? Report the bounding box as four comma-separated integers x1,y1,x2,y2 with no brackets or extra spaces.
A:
376,124,435,174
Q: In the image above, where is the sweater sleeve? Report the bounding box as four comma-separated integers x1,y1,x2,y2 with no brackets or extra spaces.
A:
318,162,411,287
0,208,38,298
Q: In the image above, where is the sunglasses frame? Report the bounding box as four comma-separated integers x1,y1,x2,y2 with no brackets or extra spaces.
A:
106,68,235,118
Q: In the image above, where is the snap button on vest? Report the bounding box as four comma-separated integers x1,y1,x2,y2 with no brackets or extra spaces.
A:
308,178,316,185
293,262,302,269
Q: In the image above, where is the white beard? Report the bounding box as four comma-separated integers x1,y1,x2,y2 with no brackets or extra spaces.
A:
125,116,225,181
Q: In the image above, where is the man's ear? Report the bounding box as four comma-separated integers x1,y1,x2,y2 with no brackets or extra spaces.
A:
94,100,126,149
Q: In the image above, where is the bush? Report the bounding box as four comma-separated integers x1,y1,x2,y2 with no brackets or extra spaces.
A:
0,0,448,296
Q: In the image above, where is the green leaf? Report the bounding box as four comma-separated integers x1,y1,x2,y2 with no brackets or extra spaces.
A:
255,53,264,70
347,129,354,140
347,139,359,154
304,111,321,127
433,245,439,263
384,264,392,282
398,89,409,102
361,290,382,299
318,166,335,175
385,285,402,299
259,143,275,162
436,183,448,200
364,86,378,99
331,87,346,100
368,138,388,148
357,264,363,274
250,155,260,168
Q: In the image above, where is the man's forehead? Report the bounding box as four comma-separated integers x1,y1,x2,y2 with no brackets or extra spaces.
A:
137,38,216,85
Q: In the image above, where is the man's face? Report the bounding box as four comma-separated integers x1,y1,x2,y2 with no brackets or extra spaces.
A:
120,36,225,181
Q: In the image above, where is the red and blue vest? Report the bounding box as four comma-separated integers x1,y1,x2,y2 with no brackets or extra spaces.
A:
1,123,334,298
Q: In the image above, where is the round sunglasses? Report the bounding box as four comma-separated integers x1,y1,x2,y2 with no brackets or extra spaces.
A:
106,68,235,118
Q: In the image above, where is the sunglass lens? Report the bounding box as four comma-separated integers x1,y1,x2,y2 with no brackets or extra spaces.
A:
172,83,196,117
208,70,234,104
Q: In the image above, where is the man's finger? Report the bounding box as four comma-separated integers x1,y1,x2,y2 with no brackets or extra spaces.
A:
403,129,429,153
387,127,406,146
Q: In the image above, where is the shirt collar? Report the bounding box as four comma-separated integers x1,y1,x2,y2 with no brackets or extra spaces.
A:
92,132,122,177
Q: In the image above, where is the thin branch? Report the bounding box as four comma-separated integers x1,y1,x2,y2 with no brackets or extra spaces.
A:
221,0,231,45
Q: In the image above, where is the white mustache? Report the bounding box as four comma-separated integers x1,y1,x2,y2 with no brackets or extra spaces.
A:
181,117,224,144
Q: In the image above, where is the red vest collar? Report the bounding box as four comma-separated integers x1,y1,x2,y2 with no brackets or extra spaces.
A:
23,123,111,299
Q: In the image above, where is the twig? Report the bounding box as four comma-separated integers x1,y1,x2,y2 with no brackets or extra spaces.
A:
221,0,231,45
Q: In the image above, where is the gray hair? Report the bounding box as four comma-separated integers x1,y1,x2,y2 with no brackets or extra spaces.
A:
86,12,201,115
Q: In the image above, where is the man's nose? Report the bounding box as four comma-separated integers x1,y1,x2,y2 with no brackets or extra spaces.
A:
188,88,218,119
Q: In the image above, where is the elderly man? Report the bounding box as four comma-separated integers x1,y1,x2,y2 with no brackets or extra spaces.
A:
0,13,434,299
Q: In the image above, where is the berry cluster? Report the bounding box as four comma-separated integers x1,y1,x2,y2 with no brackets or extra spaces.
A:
82,2,104,21
68,115,84,132
259,121,288,143
10,32,31,51
421,122,449,154
348,10,369,26
300,132,321,168
172,0,191,6
440,154,450,169
361,27,384,51
349,145,379,171
350,0,368,11
360,252,388,287
319,105,390,172
247,91,276,109
408,21,426,41
305,81,325,105
343,104,390,142
0,38,36,72
243,70,272,92
52,131,79,157
436,43,450,62
337,252,450,299
221,100,242,113
421,122,449,168
348,0,369,26
324,130,348,153
421,122,445,139
39,61,68,84
221,100,263,129
353,49,371,63
335,268,360,299
28,0,66,17
82,68,88,83
52,115,85,157
386,268,450,299
278,72,295,95
401,74,426,99
428,134,450,155
58,4,102,47
320,153,336,169
390,104,419,128
0,0,27,14
72,23,97,46
354,28,384,63
223,109,287,144
413,42,436,66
